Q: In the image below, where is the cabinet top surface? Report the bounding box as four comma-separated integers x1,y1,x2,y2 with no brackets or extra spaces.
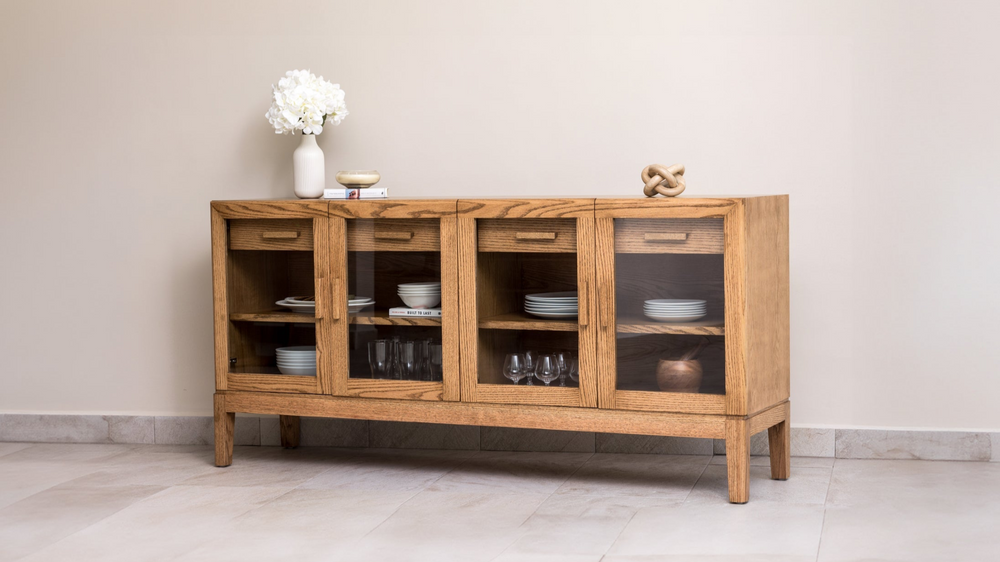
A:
211,195,785,206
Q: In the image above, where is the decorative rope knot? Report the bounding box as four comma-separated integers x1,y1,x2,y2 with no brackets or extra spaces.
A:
641,164,686,197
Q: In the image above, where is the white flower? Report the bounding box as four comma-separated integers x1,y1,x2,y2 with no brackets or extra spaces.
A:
265,70,348,135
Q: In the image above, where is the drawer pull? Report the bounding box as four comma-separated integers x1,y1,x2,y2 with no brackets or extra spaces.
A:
644,232,688,242
374,231,414,241
515,232,557,240
261,231,300,240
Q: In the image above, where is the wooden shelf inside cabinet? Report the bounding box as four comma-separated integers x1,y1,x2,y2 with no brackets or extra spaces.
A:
349,310,442,327
616,316,725,336
478,312,578,332
230,311,317,324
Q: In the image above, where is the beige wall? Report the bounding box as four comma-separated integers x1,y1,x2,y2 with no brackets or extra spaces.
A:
1,1,997,429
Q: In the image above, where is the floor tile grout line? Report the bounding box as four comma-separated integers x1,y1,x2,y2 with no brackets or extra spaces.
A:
681,454,714,503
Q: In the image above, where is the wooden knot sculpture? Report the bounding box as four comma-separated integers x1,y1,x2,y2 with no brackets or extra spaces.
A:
642,164,686,197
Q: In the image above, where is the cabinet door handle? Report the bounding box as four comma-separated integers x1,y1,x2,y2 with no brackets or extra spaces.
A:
578,280,589,327
374,231,413,240
515,232,557,240
262,231,299,239
644,232,687,242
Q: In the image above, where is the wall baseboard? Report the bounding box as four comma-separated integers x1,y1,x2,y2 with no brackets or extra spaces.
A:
0,414,996,462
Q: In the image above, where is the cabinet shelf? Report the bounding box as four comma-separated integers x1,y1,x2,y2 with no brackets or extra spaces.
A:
478,312,578,332
230,311,317,324
616,316,725,336
350,310,442,327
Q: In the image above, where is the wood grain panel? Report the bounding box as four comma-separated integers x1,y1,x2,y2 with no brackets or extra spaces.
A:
440,215,461,402
328,217,349,396
346,380,444,401
595,198,735,218
229,219,314,251
614,218,723,254
478,312,577,332
458,199,595,218
279,415,300,448
477,219,577,253
749,400,789,435
349,311,441,326
313,216,334,395
211,207,229,391
725,416,751,503
222,390,728,439
767,401,791,480
230,312,317,324
615,390,726,414
457,217,479,402
595,217,617,409
576,216,599,408
723,203,748,416
346,219,441,252
227,373,319,394
212,200,327,219
214,393,234,466
744,195,791,415
329,199,457,218
475,385,583,407
615,317,724,335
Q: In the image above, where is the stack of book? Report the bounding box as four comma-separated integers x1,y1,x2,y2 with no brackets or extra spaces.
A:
323,187,388,199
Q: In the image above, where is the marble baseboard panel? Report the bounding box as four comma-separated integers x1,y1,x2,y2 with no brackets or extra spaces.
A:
1,414,995,461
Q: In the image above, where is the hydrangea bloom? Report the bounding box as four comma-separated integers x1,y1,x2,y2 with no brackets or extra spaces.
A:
265,70,348,135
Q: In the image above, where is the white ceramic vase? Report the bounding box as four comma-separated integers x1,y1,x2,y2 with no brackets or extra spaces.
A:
293,134,325,199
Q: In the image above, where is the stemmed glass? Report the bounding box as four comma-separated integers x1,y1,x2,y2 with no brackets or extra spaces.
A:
524,350,538,385
568,357,579,384
534,354,560,386
503,353,527,385
554,351,572,387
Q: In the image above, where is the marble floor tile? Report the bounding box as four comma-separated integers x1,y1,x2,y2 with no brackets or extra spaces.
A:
60,446,218,488
686,465,832,504
708,455,835,468
17,485,290,562
0,442,33,458
299,448,474,492
172,488,416,562
835,429,991,461
0,483,164,560
0,443,134,463
825,458,1000,508
0,460,105,509
427,451,592,494
332,490,547,562
555,453,710,501
177,446,355,489
606,502,825,558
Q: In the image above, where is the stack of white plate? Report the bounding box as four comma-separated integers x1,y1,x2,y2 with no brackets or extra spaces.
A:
276,346,316,376
348,295,375,314
643,299,707,322
398,282,441,309
276,296,315,315
525,291,578,318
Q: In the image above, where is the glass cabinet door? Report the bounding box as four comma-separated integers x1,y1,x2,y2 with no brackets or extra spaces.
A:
329,201,459,401
458,200,598,407
212,202,331,395
596,207,732,414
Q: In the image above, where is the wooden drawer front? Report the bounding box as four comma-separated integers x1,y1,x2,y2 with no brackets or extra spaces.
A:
615,218,723,254
346,219,440,252
229,219,314,251
477,219,576,253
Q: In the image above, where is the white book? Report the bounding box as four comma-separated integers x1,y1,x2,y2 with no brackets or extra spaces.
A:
388,307,442,317
323,187,389,199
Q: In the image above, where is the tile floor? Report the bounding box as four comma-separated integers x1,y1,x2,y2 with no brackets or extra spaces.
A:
0,442,997,562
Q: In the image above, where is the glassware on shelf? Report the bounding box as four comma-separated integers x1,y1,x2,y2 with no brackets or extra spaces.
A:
387,336,403,379
534,354,560,386
399,341,419,380
554,351,572,387
568,357,579,383
368,340,389,379
524,350,538,385
429,344,444,381
418,339,434,381
503,353,528,385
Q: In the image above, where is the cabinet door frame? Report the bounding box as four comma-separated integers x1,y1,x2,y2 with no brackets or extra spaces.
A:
593,198,745,415
457,199,599,407
211,200,331,395
328,200,460,401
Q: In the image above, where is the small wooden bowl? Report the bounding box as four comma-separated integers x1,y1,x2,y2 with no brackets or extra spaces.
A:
335,170,380,188
656,360,703,393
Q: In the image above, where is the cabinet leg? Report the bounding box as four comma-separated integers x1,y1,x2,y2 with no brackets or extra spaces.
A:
725,417,751,504
279,415,300,449
768,402,791,480
214,394,234,467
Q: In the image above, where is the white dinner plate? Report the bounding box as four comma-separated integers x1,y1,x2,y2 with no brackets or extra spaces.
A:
525,292,578,301
644,299,706,306
644,313,707,323
526,310,579,318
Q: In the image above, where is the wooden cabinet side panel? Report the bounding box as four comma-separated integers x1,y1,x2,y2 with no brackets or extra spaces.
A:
576,216,599,407
211,207,229,391
440,215,461,401
595,217,617,409
744,196,790,415
457,217,480,402
328,216,349,395
314,216,334,395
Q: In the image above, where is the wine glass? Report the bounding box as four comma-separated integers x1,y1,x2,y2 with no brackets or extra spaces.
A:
429,344,443,381
399,341,418,380
503,353,527,385
524,350,538,385
568,357,579,384
368,340,388,379
534,354,560,386
554,351,572,387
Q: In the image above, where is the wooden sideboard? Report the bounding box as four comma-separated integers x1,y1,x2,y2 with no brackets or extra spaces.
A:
210,196,789,503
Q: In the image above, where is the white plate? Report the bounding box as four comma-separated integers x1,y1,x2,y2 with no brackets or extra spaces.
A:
276,346,315,353
525,302,579,308
276,300,316,314
644,313,707,323
283,296,316,304
526,310,579,318
644,299,706,306
644,307,707,313
525,292,578,301
276,365,317,376
398,282,440,288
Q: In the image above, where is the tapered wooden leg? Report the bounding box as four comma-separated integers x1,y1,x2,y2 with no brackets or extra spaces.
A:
214,394,234,467
768,401,791,481
725,417,751,504
279,415,300,449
